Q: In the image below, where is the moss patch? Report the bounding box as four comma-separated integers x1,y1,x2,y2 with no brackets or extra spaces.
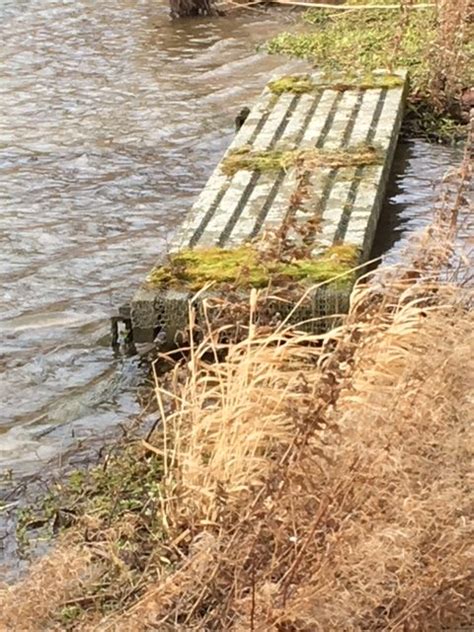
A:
221,144,383,176
17,443,166,545
331,72,405,91
268,72,405,96
221,147,296,175
268,75,314,95
149,246,270,289
147,244,360,292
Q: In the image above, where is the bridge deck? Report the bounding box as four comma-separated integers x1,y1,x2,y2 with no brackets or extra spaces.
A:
129,70,407,344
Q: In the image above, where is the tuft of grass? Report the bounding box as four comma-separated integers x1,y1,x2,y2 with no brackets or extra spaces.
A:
146,243,360,292
221,143,383,176
0,546,92,631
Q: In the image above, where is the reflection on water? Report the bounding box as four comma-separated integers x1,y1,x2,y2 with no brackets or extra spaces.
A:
0,0,464,481
373,140,465,262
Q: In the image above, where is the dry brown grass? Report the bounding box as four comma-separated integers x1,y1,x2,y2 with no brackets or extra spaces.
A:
0,138,471,631
105,307,472,631
0,546,92,631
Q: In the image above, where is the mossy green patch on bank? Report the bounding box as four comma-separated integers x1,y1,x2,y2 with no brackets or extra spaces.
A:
268,72,405,96
221,144,383,176
266,5,435,78
147,244,360,292
17,442,166,546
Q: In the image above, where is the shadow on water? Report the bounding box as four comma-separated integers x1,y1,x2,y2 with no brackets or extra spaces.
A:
372,139,464,264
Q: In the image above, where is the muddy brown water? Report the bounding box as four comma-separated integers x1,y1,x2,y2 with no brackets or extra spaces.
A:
0,0,464,514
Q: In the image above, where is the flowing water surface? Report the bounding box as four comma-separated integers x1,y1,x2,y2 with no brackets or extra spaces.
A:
0,0,463,484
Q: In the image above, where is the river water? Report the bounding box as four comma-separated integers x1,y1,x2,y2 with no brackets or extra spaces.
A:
0,0,463,484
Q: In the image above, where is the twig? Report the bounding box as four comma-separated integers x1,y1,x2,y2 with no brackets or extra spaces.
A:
216,0,265,10
250,558,256,631
141,439,164,457
0,501,19,512
280,495,329,605
269,1,434,8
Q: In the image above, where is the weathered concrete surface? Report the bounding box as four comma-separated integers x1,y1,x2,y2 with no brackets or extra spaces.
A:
130,70,408,344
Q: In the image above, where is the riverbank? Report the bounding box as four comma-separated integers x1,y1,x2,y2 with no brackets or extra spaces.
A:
0,0,469,485
266,0,472,142
1,129,471,629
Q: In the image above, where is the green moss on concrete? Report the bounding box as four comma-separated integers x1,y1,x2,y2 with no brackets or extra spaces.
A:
147,244,360,292
156,246,270,289
331,72,405,92
268,75,315,95
221,144,383,176
278,244,360,284
221,147,297,176
268,72,404,96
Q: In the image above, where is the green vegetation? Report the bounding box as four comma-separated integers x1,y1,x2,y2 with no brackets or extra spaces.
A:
221,143,383,176
268,74,314,95
222,146,297,175
266,7,431,72
14,441,167,625
266,1,472,142
21,443,165,533
268,72,405,96
147,244,360,291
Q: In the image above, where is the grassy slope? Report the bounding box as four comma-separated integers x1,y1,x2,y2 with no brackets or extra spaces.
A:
266,0,473,142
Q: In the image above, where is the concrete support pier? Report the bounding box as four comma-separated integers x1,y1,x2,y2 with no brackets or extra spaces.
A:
128,70,407,344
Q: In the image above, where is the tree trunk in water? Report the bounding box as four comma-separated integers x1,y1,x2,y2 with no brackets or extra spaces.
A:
169,0,220,17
